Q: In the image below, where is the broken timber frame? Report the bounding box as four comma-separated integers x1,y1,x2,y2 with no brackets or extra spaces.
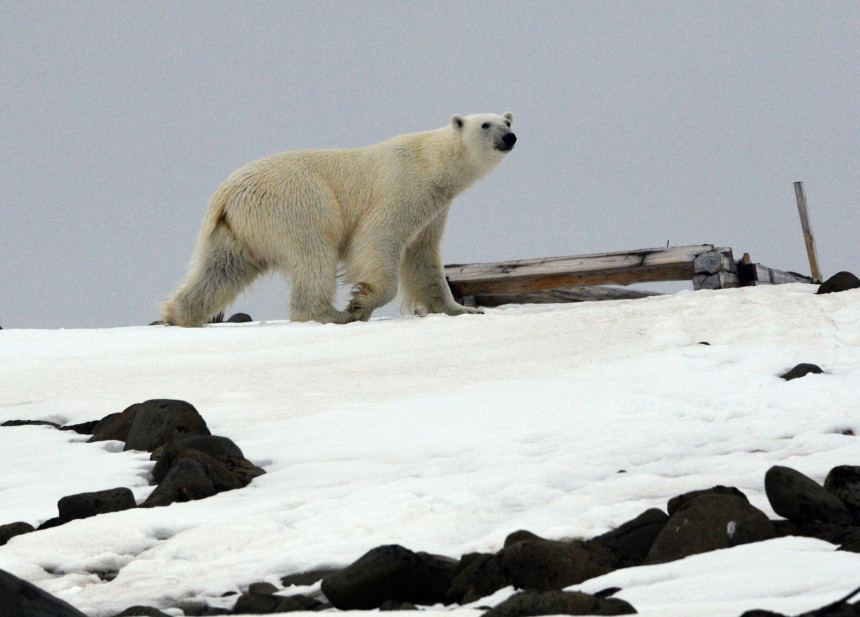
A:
444,244,812,307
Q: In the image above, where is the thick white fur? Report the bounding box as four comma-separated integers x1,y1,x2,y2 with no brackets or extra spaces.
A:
162,112,515,326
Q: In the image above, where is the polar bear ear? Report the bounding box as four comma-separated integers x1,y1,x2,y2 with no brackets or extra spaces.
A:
451,115,465,131
503,112,514,125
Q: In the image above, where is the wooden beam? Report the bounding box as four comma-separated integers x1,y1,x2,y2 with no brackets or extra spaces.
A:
445,244,717,297
794,181,824,283
461,285,663,308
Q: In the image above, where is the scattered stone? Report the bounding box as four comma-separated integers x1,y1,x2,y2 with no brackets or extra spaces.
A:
738,611,788,617
482,590,636,617
233,592,322,613
816,271,860,294
321,545,458,609
36,517,64,531
1,419,61,429
112,606,173,617
60,420,102,435
765,466,852,525
225,313,253,323
645,492,774,564
247,582,279,595
281,569,340,587
0,522,35,546
380,600,418,610
667,486,749,516
824,466,860,515
780,363,824,381
57,487,136,522
141,457,216,508
504,529,546,547
591,508,668,567
0,567,89,617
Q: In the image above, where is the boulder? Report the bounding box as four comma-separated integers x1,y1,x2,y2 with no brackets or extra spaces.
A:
445,553,508,605
816,271,860,294
645,491,773,564
123,399,210,452
504,530,546,547
824,466,860,515
57,487,136,522
0,567,89,617
765,466,852,525
281,569,339,588
112,607,172,617
152,435,263,488
321,545,458,609
499,539,616,592
0,522,35,546
233,592,323,613
88,407,141,444
591,508,668,567
140,458,216,508
225,313,253,323
482,590,636,617
780,364,824,381
1,420,60,429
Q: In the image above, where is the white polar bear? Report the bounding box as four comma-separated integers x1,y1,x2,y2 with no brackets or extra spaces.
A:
162,112,516,326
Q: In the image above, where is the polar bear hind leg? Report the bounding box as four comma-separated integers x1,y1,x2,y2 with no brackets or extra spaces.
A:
162,225,265,326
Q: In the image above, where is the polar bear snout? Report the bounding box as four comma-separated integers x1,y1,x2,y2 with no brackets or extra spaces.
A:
497,132,517,151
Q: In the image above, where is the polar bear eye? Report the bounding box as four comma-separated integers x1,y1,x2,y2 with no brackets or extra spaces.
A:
481,122,490,130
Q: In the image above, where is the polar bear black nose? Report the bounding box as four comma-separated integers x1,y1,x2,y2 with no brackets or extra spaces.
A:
502,133,517,148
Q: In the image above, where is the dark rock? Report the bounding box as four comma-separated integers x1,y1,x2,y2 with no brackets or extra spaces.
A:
482,590,636,617
499,539,616,592
281,569,339,587
0,567,89,617
61,420,102,435
88,407,140,444
58,487,136,522
112,607,172,617
321,545,458,609
780,363,824,381
1,420,61,429
765,466,852,525
591,508,669,567
141,458,216,508
445,553,507,605
738,611,789,617
645,492,774,564
152,435,263,489
667,486,749,516
123,399,210,452
817,271,860,295
798,522,860,551
36,517,64,531
504,530,546,547
226,313,253,323
247,582,278,595
0,522,35,546
233,592,322,613
824,466,860,515
157,450,244,493
379,600,418,611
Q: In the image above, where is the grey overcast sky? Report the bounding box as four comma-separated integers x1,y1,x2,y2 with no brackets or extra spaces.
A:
2,1,858,329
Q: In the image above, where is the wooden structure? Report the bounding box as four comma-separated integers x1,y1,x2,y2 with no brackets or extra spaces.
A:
445,244,812,307
794,181,824,283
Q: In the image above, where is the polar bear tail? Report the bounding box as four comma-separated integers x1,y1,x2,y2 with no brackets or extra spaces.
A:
161,222,264,327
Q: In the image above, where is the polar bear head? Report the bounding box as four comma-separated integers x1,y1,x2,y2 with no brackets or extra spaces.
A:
451,112,516,169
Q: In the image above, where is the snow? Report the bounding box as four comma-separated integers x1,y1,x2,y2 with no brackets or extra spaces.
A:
1,284,859,617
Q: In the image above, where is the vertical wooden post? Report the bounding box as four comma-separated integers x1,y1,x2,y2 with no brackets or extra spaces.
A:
794,181,823,283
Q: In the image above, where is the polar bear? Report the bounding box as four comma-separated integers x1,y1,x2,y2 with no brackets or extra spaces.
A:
162,112,516,326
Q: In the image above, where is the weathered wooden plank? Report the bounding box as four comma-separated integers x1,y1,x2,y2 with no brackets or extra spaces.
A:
739,263,812,285
794,181,824,283
445,244,716,296
460,285,663,308
692,248,740,290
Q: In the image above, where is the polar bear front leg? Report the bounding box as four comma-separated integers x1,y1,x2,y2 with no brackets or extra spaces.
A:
400,211,483,317
345,235,401,322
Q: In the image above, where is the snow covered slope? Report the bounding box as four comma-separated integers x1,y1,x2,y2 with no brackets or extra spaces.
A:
1,284,858,616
